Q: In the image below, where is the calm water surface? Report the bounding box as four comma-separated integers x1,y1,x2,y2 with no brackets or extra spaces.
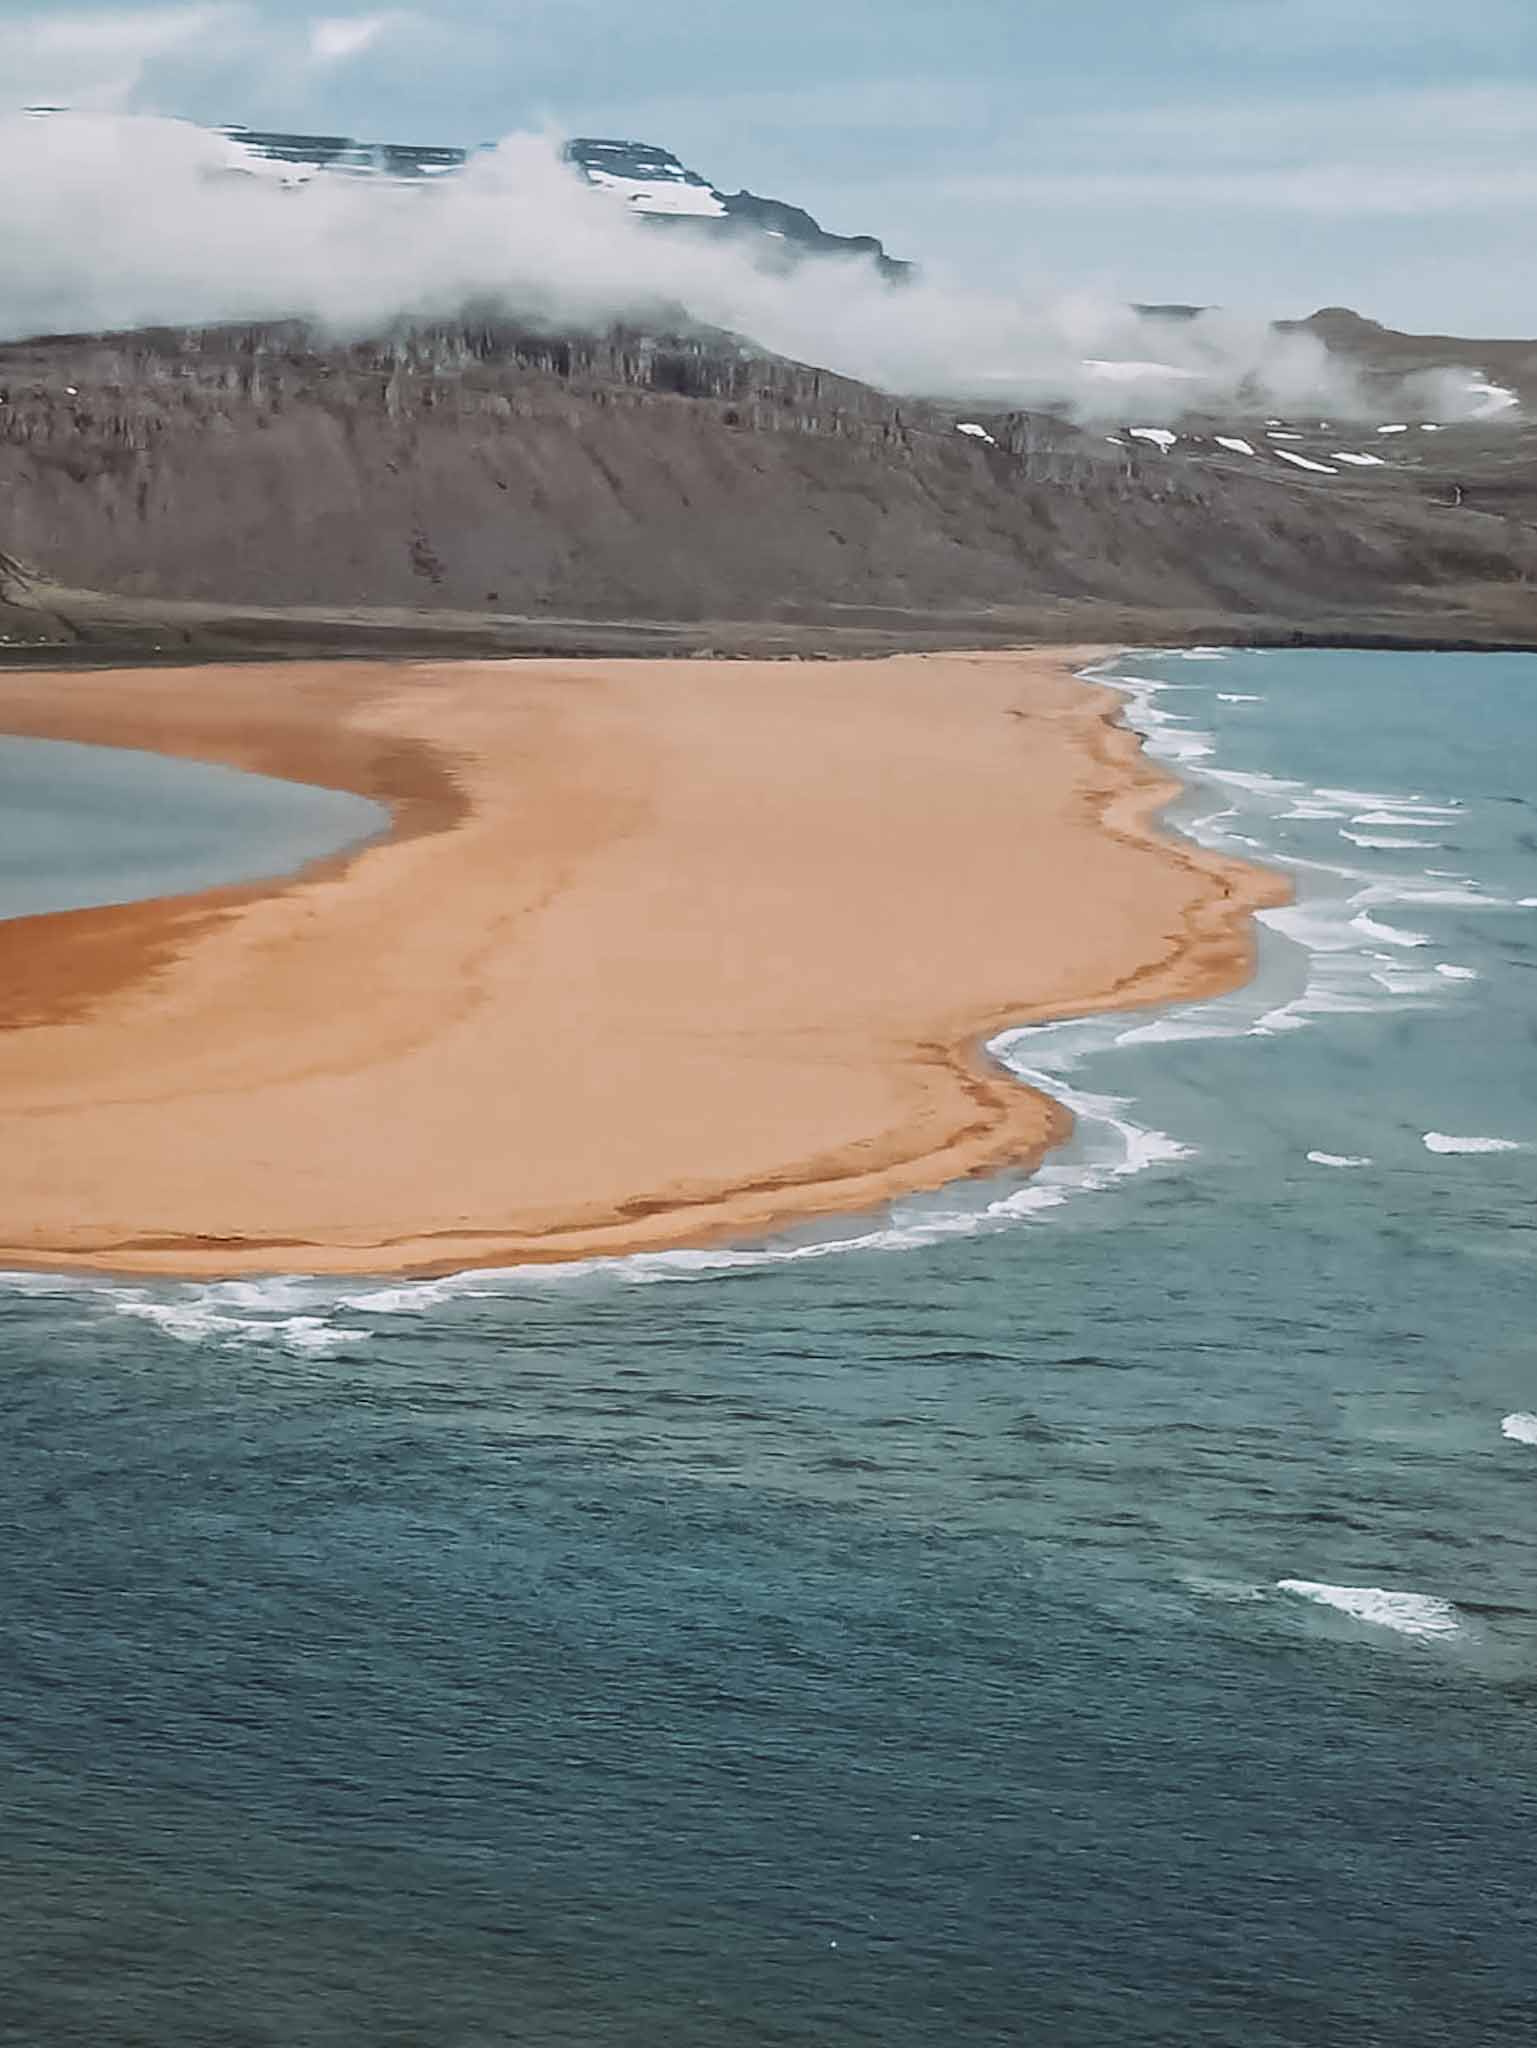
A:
0,734,385,920
1,653,1534,2045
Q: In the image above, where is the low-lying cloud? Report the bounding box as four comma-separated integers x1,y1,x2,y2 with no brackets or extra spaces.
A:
0,114,1508,424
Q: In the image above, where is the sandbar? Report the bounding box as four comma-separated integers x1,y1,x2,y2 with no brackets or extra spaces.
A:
0,651,1285,1276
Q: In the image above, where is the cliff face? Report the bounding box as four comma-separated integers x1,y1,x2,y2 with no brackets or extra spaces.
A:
2,320,1534,646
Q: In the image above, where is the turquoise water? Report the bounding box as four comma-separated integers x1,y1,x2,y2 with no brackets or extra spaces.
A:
1,652,1534,2044
0,734,386,921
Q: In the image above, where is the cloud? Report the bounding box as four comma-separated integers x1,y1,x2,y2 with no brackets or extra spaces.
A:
0,110,1497,425
309,13,398,65
0,5,423,119
0,5,232,110
2,2,1531,332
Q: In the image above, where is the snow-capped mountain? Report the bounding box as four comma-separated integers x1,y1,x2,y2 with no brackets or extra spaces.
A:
566,137,728,219
85,112,910,275
212,122,467,185
562,138,910,275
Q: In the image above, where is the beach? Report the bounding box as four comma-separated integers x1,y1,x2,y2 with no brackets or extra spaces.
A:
9,647,1535,2046
0,650,1284,1276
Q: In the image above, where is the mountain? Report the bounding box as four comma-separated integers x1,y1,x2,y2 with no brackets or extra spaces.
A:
208,120,910,276
3,317,1534,665
2,114,1534,659
1284,307,1537,412
562,138,912,278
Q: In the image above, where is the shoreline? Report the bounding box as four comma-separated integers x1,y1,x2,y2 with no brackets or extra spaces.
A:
7,606,1537,678
0,650,1287,1279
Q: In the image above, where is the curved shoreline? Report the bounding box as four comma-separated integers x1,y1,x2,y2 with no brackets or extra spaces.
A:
0,651,1286,1278
0,663,466,1030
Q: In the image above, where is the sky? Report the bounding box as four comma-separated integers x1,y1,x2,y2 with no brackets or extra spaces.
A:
3,0,1536,333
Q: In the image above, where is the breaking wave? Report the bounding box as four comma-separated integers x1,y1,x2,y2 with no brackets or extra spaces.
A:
0,1060,1199,1333
1349,911,1429,947
107,1291,369,1355
1276,1580,1461,1639
1,647,1516,1342
1340,832,1442,850
1423,1133,1524,1155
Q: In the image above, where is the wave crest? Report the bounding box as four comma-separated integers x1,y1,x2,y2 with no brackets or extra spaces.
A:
1277,1580,1460,1639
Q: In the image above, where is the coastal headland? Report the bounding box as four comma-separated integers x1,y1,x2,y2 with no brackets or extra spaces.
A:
0,651,1286,1277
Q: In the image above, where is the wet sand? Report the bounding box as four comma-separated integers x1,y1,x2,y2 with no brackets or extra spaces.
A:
0,652,1286,1277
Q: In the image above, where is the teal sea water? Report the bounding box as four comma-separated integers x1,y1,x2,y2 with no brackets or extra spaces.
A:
2,652,1534,2045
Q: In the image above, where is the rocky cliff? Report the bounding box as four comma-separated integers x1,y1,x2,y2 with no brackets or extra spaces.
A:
2,319,1534,660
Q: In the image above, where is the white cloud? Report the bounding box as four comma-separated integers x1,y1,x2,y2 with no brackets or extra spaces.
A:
309,14,395,66
0,112,1411,422
0,6,232,110
1,13,1532,334
0,5,420,118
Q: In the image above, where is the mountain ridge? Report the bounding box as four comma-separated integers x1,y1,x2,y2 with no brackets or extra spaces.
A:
4,114,1535,660
3,316,1534,663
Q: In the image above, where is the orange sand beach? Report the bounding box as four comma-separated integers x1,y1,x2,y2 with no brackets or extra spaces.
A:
0,651,1287,1278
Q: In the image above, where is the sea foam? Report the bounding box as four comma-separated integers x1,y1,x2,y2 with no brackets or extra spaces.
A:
1349,911,1429,948
1277,1580,1460,1639
1501,1414,1537,1445
1353,809,1460,827
112,1295,368,1355
1340,832,1442,851
339,1078,1199,1315
1423,1133,1523,1155
0,1271,86,1296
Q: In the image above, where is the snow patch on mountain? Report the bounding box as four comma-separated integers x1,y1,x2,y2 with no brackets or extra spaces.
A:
571,139,728,220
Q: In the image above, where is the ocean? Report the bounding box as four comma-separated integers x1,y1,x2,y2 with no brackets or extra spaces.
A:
2,650,1534,2045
